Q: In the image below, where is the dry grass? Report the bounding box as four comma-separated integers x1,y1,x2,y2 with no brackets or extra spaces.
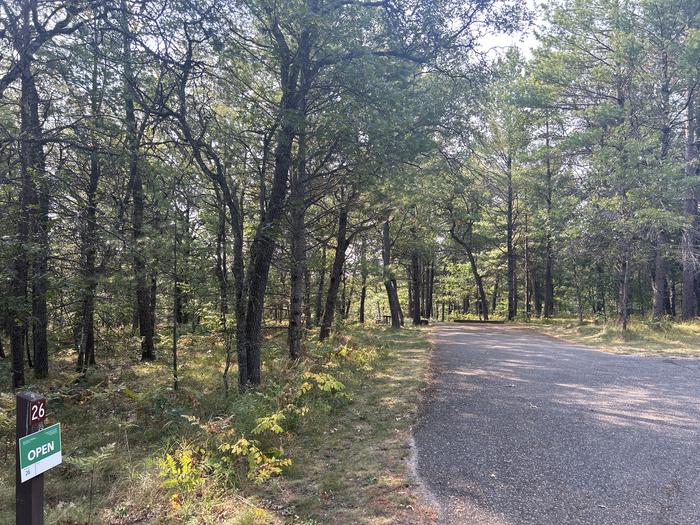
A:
0,324,432,524
523,318,700,357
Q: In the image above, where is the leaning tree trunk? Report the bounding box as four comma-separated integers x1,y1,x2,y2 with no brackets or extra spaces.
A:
319,206,349,341
242,103,298,383
241,26,314,384
467,251,489,321
450,224,489,321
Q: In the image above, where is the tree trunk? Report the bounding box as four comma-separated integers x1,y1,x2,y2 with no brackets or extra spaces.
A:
315,245,326,326
492,275,500,315
359,278,367,324
20,9,49,379
407,267,413,319
543,118,554,318
320,205,349,341
122,0,154,361
618,252,631,330
215,198,228,319
287,131,307,359
507,155,517,321
682,90,698,320
382,222,402,328
32,174,49,379
241,25,314,384
10,3,45,386
525,213,531,319
426,261,434,319
359,237,367,324
449,222,489,321
150,271,157,334
304,268,312,328
411,252,421,325
175,201,191,325
241,106,294,382
172,195,179,391
77,152,100,372
652,230,668,320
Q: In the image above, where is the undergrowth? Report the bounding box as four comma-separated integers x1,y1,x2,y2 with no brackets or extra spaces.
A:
0,324,431,524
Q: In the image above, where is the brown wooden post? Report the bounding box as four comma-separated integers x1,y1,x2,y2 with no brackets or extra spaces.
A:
16,392,45,525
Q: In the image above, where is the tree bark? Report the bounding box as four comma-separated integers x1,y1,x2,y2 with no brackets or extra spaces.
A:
77,153,100,372
77,14,105,374
506,155,517,321
525,213,532,319
411,252,421,325
618,252,631,330
287,130,307,359
449,222,489,321
492,275,500,315
682,89,698,320
121,0,154,361
652,230,669,320
320,205,349,340
426,261,434,319
359,237,367,324
315,245,326,326
10,2,48,385
543,118,554,318
382,222,402,328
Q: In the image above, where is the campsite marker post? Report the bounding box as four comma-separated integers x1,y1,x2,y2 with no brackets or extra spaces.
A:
16,392,61,525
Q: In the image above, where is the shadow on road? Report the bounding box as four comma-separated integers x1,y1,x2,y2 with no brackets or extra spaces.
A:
414,324,700,525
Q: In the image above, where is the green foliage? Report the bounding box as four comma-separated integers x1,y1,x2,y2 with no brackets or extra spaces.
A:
65,443,117,473
158,443,206,492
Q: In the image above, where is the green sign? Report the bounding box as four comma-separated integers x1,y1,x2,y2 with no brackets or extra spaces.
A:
19,423,62,483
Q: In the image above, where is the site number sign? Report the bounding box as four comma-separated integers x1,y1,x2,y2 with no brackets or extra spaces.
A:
29,398,47,425
18,423,62,483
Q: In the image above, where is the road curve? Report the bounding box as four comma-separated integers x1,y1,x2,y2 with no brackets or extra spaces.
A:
413,324,700,525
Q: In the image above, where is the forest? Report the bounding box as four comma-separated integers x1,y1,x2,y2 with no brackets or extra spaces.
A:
0,0,699,522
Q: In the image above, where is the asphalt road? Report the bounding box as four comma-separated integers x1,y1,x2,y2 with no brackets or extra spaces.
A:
413,324,700,525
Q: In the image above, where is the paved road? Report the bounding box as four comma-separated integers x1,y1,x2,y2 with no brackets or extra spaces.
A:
413,324,700,525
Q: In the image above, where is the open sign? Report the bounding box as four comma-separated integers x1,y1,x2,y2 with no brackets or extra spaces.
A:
29,398,47,425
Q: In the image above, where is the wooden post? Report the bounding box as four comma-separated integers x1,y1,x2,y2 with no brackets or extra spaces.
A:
16,392,45,525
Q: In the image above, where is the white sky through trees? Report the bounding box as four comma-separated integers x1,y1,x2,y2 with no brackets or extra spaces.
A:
479,0,540,58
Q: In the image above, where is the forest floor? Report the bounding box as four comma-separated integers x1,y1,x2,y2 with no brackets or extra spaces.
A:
0,324,434,524
522,318,700,357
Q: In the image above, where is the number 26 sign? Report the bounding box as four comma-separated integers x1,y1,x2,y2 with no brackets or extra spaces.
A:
29,398,47,425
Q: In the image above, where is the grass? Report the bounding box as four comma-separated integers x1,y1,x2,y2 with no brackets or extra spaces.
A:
0,323,432,524
522,317,700,357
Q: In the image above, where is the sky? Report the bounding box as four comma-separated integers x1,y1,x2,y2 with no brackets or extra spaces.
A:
478,0,541,59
